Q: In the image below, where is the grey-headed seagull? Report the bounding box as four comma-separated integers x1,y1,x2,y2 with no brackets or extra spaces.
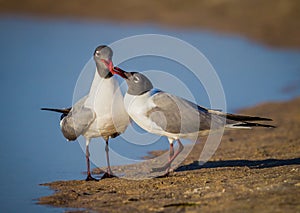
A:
110,67,275,177
42,46,129,181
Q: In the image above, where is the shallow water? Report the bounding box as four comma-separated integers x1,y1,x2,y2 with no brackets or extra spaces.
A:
0,15,299,212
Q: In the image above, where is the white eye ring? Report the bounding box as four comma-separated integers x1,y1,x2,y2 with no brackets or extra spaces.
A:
95,51,100,56
133,76,139,83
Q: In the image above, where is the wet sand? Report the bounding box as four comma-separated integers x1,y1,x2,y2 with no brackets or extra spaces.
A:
39,97,300,212
2,1,299,211
1,0,300,48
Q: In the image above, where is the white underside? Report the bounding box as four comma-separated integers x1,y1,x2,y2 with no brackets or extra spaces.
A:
83,70,129,139
124,89,255,144
124,90,201,142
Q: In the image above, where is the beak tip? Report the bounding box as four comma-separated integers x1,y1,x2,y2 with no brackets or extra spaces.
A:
112,66,128,79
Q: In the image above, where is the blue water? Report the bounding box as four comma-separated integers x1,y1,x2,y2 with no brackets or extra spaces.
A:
0,15,299,212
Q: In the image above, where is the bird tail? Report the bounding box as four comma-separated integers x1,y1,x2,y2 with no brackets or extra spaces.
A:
223,113,272,122
208,110,276,129
41,107,71,114
226,122,276,129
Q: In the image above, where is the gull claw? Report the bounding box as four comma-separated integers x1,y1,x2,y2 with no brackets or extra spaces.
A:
155,172,170,178
85,174,99,181
101,172,118,179
151,163,170,173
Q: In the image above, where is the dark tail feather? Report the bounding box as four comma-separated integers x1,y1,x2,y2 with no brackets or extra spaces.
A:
41,107,71,114
208,109,273,122
233,122,276,128
225,113,272,122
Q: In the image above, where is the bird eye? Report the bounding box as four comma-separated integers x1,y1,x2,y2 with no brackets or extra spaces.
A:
95,51,100,56
133,76,139,83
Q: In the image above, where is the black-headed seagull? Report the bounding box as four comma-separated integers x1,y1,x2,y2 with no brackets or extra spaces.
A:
110,67,275,176
42,46,129,181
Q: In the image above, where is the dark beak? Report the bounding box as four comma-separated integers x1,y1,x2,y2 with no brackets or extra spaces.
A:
112,66,128,79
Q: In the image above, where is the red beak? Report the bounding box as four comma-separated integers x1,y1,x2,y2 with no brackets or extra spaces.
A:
111,66,128,79
101,59,127,79
101,59,114,73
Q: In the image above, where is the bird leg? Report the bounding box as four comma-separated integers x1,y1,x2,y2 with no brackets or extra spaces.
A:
159,142,175,172
101,139,117,179
166,139,183,172
152,142,174,173
152,139,184,177
85,139,98,181
169,142,175,160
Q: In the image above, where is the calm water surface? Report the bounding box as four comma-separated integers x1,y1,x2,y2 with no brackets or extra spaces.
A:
0,15,299,212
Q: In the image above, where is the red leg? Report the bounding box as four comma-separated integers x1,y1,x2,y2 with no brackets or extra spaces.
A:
85,138,97,181
101,139,117,179
152,139,184,177
165,139,183,173
169,142,174,161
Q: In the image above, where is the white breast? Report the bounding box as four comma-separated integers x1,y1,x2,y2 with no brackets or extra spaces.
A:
124,90,165,135
124,89,199,140
84,70,129,138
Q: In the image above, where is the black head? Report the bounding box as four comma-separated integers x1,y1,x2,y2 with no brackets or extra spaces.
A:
93,45,113,78
112,67,153,95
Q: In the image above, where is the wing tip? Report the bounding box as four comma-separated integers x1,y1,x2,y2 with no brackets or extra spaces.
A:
40,107,71,114
232,122,276,128
258,117,273,121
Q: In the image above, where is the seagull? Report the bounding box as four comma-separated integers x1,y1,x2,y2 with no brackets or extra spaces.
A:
110,67,275,176
41,45,129,181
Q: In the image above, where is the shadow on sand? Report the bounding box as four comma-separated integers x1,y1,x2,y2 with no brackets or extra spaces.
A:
175,158,300,172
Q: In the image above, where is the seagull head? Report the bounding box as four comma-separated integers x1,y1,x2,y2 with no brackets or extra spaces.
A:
93,45,114,78
111,67,153,95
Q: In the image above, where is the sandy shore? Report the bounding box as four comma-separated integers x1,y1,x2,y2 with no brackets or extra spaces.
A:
1,0,300,48
3,1,299,211
39,97,300,212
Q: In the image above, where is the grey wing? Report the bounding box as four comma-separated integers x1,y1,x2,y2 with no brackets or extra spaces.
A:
148,92,222,134
61,96,96,141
